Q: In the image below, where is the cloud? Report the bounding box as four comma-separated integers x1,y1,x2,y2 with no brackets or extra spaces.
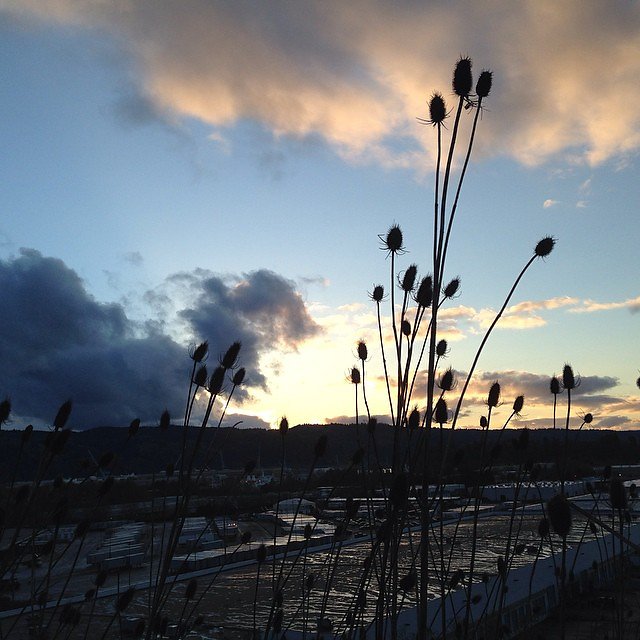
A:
4,1,640,168
123,251,144,267
570,295,640,313
576,200,588,208
543,199,558,208
0,249,319,428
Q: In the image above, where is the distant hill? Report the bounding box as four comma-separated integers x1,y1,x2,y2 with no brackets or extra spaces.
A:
1,423,639,482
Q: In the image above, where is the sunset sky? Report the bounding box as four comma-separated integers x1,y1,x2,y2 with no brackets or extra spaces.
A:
1,1,639,431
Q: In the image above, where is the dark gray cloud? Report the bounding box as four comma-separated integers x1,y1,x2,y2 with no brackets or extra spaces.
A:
0,250,319,429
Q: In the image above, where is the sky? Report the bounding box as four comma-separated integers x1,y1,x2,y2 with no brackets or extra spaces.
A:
0,1,639,432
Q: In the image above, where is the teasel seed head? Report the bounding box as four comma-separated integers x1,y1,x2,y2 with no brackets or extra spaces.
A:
547,494,572,539
487,381,501,408
415,275,433,307
427,92,447,126
534,236,555,258
241,530,252,544
128,418,140,438
453,56,473,97
401,319,411,337
314,434,328,458
381,224,404,254
232,367,246,385
436,339,449,357
399,571,417,592
53,399,72,431
304,523,312,540
399,264,418,292
279,416,289,435
116,588,135,612
257,544,267,564
350,367,361,385
475,70,493,99
159,409,171,431
443,277,461,299
610,478,627,510
583,412,593,424
370,284,384,303
538,518,549,538
408,407,420,430
22,424,33,443
562,364,577,390
480,415,488,429
0,398,10,426
193,365,207,388
357,340,368,361
221,341,241,370
434,397,448,424
513,395,525,415
550,376,561,395
190,341,208,363
208,366,226,394
438,367,457,392
637,375,640,389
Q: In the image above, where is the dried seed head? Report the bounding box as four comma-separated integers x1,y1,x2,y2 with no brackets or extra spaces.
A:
400,264,418,292
128,418,140,438
357,340,368,361
513,395,525,414
116,588,135,612
427,92,447,125
415,275,433,308
453,56,473,97
98,451,114,469
193,365,208,387
314,434,328,458
408,408,420,430
279,416,289,435
475,70,493,99
22,424,33,443
562,364,576,391
637,375,640,389
74,520,91,540
609,478,627,510
443,277,461,299
241,531,252,544
221,341,241,370
370,284,384,303
84,588,95,601
306,573,316,590
399,571,416,592
159,409,171,430
583,412,593,424
304,523,312,539
434,397,448,424
53,400,72,431
232,367,246,385
534,236,555,257
487,381,501,408
438,367,457,392
382,224,404,254
538,518,549,538
350,367,361,385
480,415,488,429
257,544,267,564
436,339,448,357
550,376,561,395
190,341,208,363
401,319,411,337
273,609,283,633
0,398,10,425
208,366,226,394
547,494,572,539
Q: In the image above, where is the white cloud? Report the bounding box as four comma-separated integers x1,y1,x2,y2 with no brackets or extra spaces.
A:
576,200,588,208
3,0,640,169
543,199,558,208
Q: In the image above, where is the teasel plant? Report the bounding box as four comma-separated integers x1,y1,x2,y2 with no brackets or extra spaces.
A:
340,56,559,640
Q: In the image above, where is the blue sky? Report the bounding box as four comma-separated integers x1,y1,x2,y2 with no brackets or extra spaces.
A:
0,1,639,430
